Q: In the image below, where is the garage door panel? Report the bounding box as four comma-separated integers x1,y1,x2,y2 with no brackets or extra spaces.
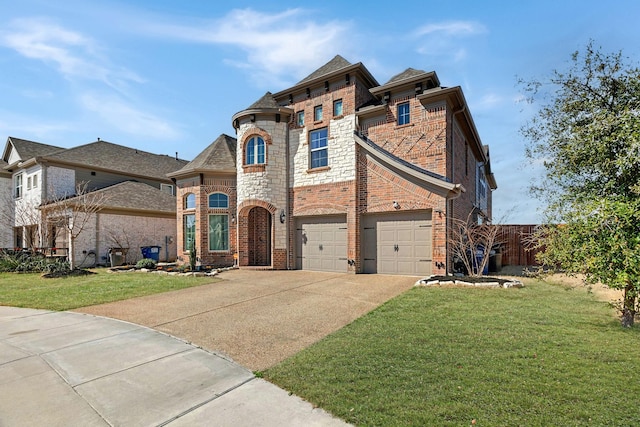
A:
363,213,433,276
296,216,347,273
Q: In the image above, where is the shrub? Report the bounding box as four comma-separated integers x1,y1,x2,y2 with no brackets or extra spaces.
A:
0,251,69,273
136,258,157,269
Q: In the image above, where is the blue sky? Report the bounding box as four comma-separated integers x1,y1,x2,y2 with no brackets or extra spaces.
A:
2,0,640,223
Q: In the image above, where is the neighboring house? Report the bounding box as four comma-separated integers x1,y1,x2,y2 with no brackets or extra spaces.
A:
174,55,497,276
1,137,188,266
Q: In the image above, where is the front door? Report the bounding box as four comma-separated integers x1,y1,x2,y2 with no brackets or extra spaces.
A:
247,206,271,266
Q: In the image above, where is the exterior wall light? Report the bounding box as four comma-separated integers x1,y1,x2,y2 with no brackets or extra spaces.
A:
279,209,286,223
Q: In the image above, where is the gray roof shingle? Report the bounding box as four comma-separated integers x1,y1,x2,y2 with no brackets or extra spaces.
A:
59,181,176,214
297,55,352,84
42,140,188,181
384,68,428,85
4,137,64,164
248,92,279,109
170,134,237,176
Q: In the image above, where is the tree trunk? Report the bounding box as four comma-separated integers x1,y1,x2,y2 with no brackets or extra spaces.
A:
621,284,636,328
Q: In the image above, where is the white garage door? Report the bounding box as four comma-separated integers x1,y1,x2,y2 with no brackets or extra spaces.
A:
296,216,348,272
363,212,432,275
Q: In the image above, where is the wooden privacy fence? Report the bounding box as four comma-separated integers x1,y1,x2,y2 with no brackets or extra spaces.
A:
493,225,540,266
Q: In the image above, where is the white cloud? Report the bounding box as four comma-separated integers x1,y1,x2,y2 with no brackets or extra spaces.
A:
413,20,487,64
0,112,71,140
139,8,352,85
414,21,487,37
1,17,143,91
78,93,181,140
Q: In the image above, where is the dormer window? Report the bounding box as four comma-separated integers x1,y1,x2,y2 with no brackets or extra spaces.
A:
245,136,265,165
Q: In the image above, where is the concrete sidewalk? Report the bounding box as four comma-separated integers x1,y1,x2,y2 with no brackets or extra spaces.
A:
0,306,349,426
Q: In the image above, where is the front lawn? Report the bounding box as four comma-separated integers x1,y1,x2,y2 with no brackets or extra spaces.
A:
264,279,640,426
0,270,216,310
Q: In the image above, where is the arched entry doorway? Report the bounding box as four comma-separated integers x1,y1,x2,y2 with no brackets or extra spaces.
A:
247,206,271,266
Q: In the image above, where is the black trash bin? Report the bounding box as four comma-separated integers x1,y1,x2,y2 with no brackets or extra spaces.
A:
140,246,161,262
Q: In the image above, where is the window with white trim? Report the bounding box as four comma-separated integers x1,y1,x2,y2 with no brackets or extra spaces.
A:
310,128,328,169
245,136,265,165
160,183,174,195
14,174,23,198
296,111,304,127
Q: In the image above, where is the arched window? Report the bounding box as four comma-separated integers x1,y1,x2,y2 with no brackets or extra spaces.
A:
245,136,265,165
184,193,196,209
208,193,229,208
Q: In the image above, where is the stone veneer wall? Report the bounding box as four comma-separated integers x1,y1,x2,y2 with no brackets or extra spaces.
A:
236,120,289,268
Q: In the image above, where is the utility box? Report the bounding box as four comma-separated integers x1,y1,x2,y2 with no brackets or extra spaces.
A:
109,248,128,267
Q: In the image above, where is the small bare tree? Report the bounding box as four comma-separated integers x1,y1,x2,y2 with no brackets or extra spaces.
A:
40,181,110,269
450,211,500,276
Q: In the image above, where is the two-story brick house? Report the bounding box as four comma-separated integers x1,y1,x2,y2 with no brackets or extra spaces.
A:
1,137,188,266
173,55,496,275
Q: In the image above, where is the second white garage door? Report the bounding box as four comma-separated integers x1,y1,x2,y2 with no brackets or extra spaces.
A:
363,212,433,275
296,216,348,272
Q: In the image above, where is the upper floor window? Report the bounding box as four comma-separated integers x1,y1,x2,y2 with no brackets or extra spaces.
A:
184,193,196,209
314,105,323,122
245,136,265,165
208,193,229,208
14,174,23,198
32,173,38,188
160,183,174,195
476,163,488,212
333,99,343,117
27,176,32,190
397,102,410,125
310,128,328,169
296,111,305,127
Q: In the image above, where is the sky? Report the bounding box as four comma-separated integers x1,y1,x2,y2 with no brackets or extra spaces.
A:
2,0,640,224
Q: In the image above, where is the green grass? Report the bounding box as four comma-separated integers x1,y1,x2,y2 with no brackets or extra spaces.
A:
264,280,640,426
0,269,216,310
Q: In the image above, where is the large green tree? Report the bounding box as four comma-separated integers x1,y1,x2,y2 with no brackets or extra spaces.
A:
521,41,640,327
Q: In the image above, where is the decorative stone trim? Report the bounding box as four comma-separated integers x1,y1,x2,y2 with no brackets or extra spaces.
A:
414,275,524,288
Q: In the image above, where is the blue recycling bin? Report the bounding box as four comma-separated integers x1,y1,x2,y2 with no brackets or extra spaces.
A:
141,246,161,262
474,246,489,275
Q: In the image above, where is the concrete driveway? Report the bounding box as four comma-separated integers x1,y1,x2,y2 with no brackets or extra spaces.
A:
76,269,417,371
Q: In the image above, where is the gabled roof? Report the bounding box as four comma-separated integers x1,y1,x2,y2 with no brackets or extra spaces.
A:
168,134,237,178
47,181,176,215
297,55,352,85
370,68,440,96
3,137,64,166
272,55,379,101
385,68,429,85
41,140,188,181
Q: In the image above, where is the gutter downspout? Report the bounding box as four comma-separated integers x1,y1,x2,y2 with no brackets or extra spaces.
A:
448,104,467,274
285,120,291,270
